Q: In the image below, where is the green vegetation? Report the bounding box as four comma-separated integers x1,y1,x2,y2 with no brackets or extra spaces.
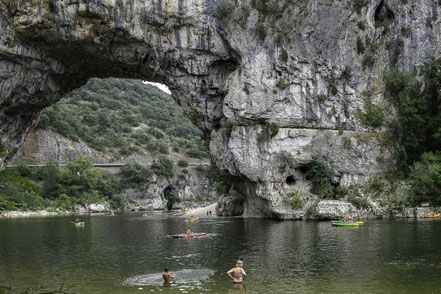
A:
342,137,352,149
255,23,267,41
341,66,352,80
224,120,237,138
356,36,365,54
0,154,186,211
355,98,384,127
317,94,327,103
357,21,365,30
281,49,289,62
1,156,119,211
287,192,303,209
258,122,280,142
151,156,174,179
178,160,189,167
362,55,375,69
384,58,441,205
386,59,441,173
354,0,366,13
401,26,411,38
276,79,290,90
279,163,287,173
218,3,237,19
347,193,370,209
39,78,208,159
309,159,334,198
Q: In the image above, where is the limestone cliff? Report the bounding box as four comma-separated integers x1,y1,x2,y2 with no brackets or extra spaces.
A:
1,0,440,218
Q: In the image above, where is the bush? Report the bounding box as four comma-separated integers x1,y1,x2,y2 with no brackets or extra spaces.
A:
408,152,441,206
178,160,189,167
225,120,237,138
341,66,352,80
57,194,72,211
121,163,151,188
279,163,286,173
287,192,303,209
347,194,370,209
309,159,334,198
354,0,365,13
255,23,267,41
355,98,384,127
151,156,174,178
356,37,365,54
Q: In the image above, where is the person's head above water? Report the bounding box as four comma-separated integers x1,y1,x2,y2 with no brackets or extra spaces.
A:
164,267,169,272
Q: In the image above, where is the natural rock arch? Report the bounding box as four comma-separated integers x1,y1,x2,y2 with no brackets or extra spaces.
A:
0,0,238,165
1,0,440,218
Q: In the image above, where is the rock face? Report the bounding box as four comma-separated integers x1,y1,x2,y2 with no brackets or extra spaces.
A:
122,174,218,212
1,0,440,218
9,129,107,165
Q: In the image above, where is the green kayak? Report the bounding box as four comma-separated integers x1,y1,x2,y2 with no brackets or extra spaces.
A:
331,220,364,225
331,221,360,226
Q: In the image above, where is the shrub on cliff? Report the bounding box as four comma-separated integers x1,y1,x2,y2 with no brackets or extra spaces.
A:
408,152,441,206
120,163,151,189
178,160,189,167
151,156,174,179
309,159,334,198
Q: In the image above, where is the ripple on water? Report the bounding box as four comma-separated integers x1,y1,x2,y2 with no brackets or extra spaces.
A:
122,268,215,288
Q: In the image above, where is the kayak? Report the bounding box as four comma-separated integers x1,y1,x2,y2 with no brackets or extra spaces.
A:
428,214,440,218
331,221,360,227
172,233,207,238
331,220,364,225
190,217,200,223
73,222,85,226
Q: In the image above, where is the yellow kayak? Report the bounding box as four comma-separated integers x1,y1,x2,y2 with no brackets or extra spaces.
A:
190,217,200,223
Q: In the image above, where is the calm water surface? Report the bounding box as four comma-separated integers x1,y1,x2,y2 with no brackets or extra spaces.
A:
1,214,441,293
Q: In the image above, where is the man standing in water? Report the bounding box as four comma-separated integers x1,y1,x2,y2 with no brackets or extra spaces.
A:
162,267,176,284
227,260,246,284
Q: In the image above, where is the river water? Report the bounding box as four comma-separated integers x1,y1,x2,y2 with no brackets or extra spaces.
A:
1,214,441,293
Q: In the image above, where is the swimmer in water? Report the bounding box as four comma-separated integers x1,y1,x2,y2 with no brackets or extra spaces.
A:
162,267,176,284
227,260,246,284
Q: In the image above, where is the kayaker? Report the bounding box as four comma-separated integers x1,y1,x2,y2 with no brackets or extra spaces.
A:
74,218,80,223
190,216,194,222
227,260,246,284
162,267,176,284
186,227,192,235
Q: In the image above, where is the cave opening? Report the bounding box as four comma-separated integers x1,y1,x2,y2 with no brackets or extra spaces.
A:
164,185,180,211
374,0,395,30
286,175,296,185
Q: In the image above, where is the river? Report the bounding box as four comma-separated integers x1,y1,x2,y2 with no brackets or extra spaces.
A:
1,214,441,293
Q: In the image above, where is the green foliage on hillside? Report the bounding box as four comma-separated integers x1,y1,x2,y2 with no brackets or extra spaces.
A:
39,78,208,159
384,58,441,206
386,58,441,173
0,154,183,211
408,152,441,206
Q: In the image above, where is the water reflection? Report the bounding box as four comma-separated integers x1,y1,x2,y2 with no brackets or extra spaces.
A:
2,215,441,293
